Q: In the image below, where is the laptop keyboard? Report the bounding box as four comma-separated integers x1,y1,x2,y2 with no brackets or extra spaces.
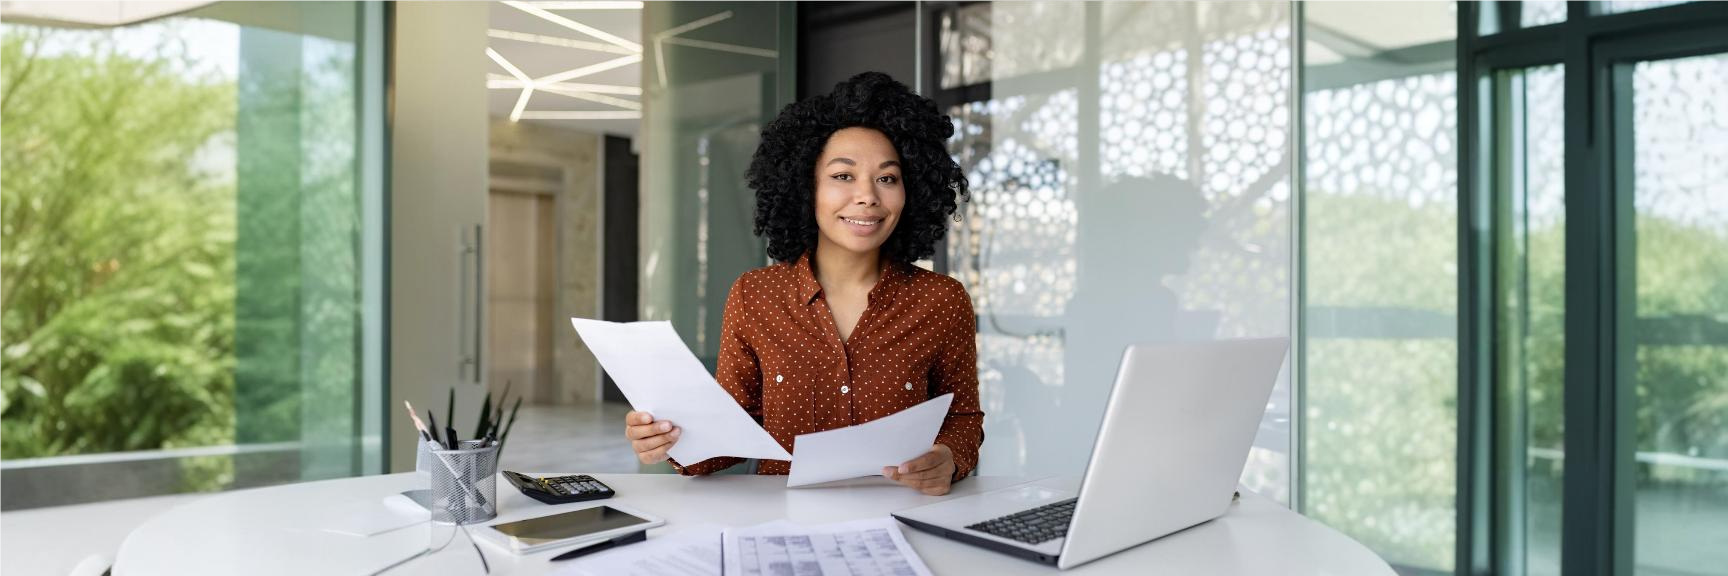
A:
965,498,1077,545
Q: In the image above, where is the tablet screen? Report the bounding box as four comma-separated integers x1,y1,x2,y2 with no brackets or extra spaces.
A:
490,506,652,546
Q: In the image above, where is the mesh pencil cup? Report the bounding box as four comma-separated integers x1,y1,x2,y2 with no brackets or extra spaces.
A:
419,441,500,525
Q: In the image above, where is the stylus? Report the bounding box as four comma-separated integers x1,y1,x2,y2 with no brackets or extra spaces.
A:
549,533,644,562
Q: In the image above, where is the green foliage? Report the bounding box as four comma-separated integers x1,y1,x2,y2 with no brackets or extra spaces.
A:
1304,192,1459,570
1631,216,1728,467
1,28,239,459
1304,193,1728,572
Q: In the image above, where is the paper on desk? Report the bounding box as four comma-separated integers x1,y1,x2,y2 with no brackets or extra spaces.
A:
553,524,723,576
316,494,425,537
786,394,953,487
723,517,934,576
571,318,792,463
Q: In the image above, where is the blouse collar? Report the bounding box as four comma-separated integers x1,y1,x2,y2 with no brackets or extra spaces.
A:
793,250,910,306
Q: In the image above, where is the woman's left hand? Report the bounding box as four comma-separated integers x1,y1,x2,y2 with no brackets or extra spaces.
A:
883,444,956,495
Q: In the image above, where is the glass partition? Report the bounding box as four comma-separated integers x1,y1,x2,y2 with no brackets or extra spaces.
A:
1301,1,1459,572
638,3,790,379
936,1,1294,496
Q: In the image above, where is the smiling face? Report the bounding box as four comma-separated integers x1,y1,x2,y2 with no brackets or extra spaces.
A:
812,127,906,259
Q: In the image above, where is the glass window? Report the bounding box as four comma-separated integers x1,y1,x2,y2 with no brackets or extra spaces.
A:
1493,64,1567,576
1522,1,1569,27
1625,52,1728,575
1302,1,1458,571
0,2,384,509
939,2,1084,90
1599,1,1693,15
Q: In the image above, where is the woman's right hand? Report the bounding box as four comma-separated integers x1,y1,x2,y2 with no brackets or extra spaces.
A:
625,410,681,465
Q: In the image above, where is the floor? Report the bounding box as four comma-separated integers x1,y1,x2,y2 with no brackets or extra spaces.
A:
495,402,641,475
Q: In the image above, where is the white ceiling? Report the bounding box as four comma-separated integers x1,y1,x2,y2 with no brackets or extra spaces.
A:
486,1,643,138
483,1,1456,136
0,0,214,26
1305,1,1457,65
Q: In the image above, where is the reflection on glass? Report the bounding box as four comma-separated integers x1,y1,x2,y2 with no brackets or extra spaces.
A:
940,3,1084,90
639,2,785,367
0,3,378,508
1496,65,1566,576
942,1,1292,497
1599,1,1693,14
1305,70,1458,572
1627,52,1728,575
1302,1,1458,569
1521,1,1569,27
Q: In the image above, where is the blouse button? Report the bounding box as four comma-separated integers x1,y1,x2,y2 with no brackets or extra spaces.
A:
905,382,914,390
840,385,850,394
775,374,783,383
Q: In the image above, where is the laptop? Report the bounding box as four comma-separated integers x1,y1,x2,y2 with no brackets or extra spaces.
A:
892,338,1289,570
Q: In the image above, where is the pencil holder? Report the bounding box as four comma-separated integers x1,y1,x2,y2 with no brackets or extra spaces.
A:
414,440,433,475
422,442,500,525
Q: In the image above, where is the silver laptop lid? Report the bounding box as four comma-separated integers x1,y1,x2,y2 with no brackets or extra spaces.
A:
1056,338,1288,570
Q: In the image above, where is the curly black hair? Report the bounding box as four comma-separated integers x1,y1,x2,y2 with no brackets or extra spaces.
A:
746,71,969,264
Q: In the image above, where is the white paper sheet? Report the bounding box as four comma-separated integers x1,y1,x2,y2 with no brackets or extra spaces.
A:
786,394,953,487
571,318,792,463
314,495,424,537
723,518,934,576
554,524,723,576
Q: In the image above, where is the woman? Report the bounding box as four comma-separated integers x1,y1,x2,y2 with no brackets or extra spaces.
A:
622,72,982,495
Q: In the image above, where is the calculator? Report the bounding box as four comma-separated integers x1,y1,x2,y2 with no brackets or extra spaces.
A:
502,471,616,505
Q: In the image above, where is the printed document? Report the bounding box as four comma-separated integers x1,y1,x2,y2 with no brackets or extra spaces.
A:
787,394,953,487
571,319,792,463
724,518,934,576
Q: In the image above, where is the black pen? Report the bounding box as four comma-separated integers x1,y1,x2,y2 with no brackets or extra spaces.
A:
428,411,443,448
550,532,646,562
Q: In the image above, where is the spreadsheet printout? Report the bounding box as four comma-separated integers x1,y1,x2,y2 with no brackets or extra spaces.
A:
723,518,933,576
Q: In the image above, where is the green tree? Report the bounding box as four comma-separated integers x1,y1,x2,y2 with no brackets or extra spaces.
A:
1,28,239,459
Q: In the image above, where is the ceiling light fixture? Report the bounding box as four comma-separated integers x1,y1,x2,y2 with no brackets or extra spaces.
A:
653,12,735,88
660,36,777,59
487,47,537,122
487,29,635,55
537,86,642,110
523,1,643,9
504,0,642,53
654,10,733,40
487,74,642,96
533,53,642,85
518,111,642,120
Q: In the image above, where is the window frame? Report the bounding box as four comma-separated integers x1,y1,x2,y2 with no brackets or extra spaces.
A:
1457,3,1728,575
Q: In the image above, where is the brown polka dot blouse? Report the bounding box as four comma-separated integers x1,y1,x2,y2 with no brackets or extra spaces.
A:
669,251,985,481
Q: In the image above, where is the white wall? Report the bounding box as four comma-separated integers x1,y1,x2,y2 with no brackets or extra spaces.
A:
389,2,490,473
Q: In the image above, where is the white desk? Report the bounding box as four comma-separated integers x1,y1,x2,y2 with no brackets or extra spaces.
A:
116,473,1393,575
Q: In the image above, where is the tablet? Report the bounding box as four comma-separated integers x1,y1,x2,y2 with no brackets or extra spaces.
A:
477,504,664,554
